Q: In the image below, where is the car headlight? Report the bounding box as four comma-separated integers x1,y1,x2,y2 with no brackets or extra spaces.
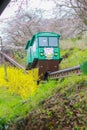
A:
40,52,44,56
54,53,58,56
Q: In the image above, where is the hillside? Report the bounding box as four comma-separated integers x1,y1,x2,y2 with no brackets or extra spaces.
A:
8,76,87,130
0,38,87,130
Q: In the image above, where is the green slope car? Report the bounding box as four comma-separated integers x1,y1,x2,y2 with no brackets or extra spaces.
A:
25,32,62,79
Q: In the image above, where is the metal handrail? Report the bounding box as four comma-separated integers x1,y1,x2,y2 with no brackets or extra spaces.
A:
0,51,25,70
49,65,80,75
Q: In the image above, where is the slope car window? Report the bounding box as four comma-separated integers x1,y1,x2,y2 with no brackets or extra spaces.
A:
49,37,58,47
39,37,48,46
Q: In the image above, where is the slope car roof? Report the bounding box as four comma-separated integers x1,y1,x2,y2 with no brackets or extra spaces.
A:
25,32,60,50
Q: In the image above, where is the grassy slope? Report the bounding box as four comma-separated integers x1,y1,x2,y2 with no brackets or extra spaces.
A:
0,87,22,124
0,37,87,129
0,81,58,127
60,37,87,69
8,76,87,130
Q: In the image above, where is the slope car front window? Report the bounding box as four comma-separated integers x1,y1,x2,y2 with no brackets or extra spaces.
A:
39,37,48,46
49,37,58,47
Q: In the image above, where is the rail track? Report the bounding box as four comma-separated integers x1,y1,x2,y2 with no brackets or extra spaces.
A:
48,65,81,79
0,51,82,80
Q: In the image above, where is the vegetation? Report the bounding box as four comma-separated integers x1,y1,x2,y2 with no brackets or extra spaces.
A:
60,38,87,69
0,66,38,99
0,74,87,129
0,0,87,129
0,37,87,129
60,36,87,50
1,0,87,47
80,61,87,75
13,50,26,66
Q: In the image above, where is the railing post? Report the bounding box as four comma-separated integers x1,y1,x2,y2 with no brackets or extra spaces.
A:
3,56,8,81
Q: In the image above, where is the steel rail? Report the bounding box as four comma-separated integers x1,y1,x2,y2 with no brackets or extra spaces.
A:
48,65,81,79
0,50,82,79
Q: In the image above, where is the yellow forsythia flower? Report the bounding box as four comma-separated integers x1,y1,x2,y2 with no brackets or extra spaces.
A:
0,66,39,99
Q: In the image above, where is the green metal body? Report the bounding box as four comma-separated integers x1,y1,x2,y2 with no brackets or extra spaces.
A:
25,32,61,69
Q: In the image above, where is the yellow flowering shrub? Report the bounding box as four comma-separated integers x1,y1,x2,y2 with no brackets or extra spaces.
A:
0,66,39,99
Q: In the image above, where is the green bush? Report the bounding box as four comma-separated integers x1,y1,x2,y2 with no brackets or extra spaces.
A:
80,61,87,75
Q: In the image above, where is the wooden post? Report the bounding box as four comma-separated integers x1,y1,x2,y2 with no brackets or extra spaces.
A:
3,56,8,81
